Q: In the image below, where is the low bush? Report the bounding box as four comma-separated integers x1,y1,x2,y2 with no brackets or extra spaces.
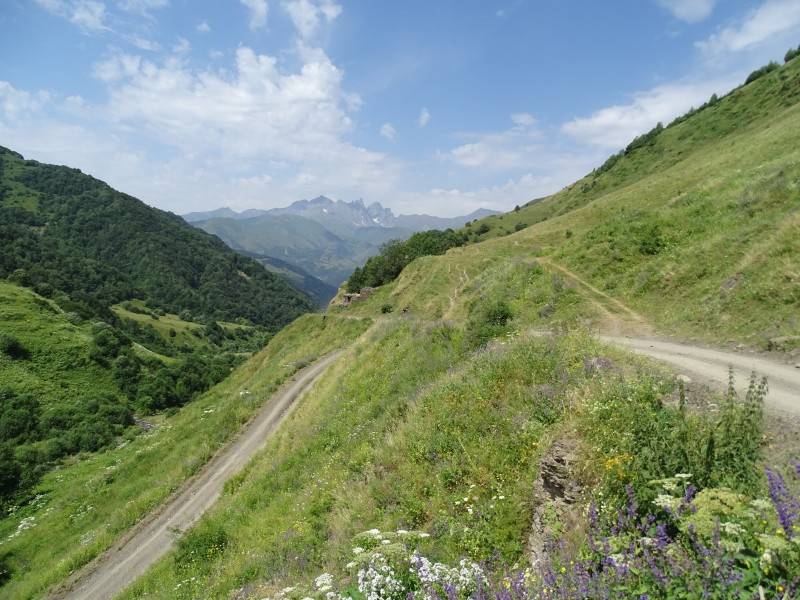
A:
174,523,229,573
0,333,28,359
0,388,133,503
464,299,513,349
745,61,780,85
578,370,766,507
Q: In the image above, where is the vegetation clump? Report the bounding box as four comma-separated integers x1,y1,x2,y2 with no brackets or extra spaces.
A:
347,229,466,292
264,463,800,600
746,61,780,85
0,333,27,360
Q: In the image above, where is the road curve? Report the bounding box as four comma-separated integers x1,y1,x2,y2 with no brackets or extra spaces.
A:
602,336,800,414
50,352,342,600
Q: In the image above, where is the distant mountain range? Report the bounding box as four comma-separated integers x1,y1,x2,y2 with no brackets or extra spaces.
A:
183,197,497,291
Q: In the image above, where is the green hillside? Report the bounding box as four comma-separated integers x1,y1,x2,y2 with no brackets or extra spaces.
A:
3,51,800,599
0,149,314,516
245,255,338,306
0,147,313,328
194,213,379,286
459,55,800,348
0,315,371,598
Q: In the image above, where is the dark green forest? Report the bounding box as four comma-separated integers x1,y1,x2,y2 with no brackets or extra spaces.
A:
0,146,313,328
0,146,317,506
346,228,467,292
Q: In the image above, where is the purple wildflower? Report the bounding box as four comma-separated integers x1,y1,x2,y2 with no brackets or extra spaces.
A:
766,467,800,538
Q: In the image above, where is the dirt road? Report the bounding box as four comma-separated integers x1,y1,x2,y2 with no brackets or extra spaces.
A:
602,336,800,414
534,258,800,413
50,352,341,600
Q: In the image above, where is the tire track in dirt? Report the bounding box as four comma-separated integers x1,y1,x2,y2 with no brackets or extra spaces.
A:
50,352,342,600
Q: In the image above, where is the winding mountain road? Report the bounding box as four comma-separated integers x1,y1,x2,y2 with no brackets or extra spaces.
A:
533,258,800,414
50,352,341,600
601,336,800,414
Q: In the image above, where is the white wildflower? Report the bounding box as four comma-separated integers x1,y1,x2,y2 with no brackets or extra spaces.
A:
721,522,745,537
314,573,334,590
653,494,680,511
750,499,772,511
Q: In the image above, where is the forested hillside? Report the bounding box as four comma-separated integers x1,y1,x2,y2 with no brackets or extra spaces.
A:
0,147,313,328
0,148,314,515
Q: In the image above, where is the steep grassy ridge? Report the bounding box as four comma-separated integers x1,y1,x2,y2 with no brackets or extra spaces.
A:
463,56,800,347
0,282,121,408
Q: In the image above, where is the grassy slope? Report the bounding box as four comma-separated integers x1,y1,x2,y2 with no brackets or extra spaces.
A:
113,237,664,599
111,300,252,353
0,315,370,599
0,281,121,405
464,56,800,347
4,50,799,600
105,56,800,599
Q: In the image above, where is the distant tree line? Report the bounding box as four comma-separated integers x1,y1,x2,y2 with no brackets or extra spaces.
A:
347,229,467,292
592,43,800,180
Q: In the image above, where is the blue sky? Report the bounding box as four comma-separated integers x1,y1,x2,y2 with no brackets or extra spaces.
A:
1,0,800,216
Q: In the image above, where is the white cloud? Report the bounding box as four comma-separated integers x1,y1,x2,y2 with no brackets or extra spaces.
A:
398,170,586,216
197,20,210,33
697,0,800,57
101,47,358,160
656,0,716,23
172,37,190,55
380,122,396,140
418,107,431,128
0,82,50,117
237,174,273,186
92,53,142,82
241,0,269,30
283,0,341,39
447,113,541,170
116,0,168,15
209,50,224,60
510,112,535,127
561,77,737,148
19,45,396,211
129,36,161,51
35,0,109,32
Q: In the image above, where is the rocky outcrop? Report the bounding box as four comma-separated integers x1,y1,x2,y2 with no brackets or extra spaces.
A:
527,436,585,566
